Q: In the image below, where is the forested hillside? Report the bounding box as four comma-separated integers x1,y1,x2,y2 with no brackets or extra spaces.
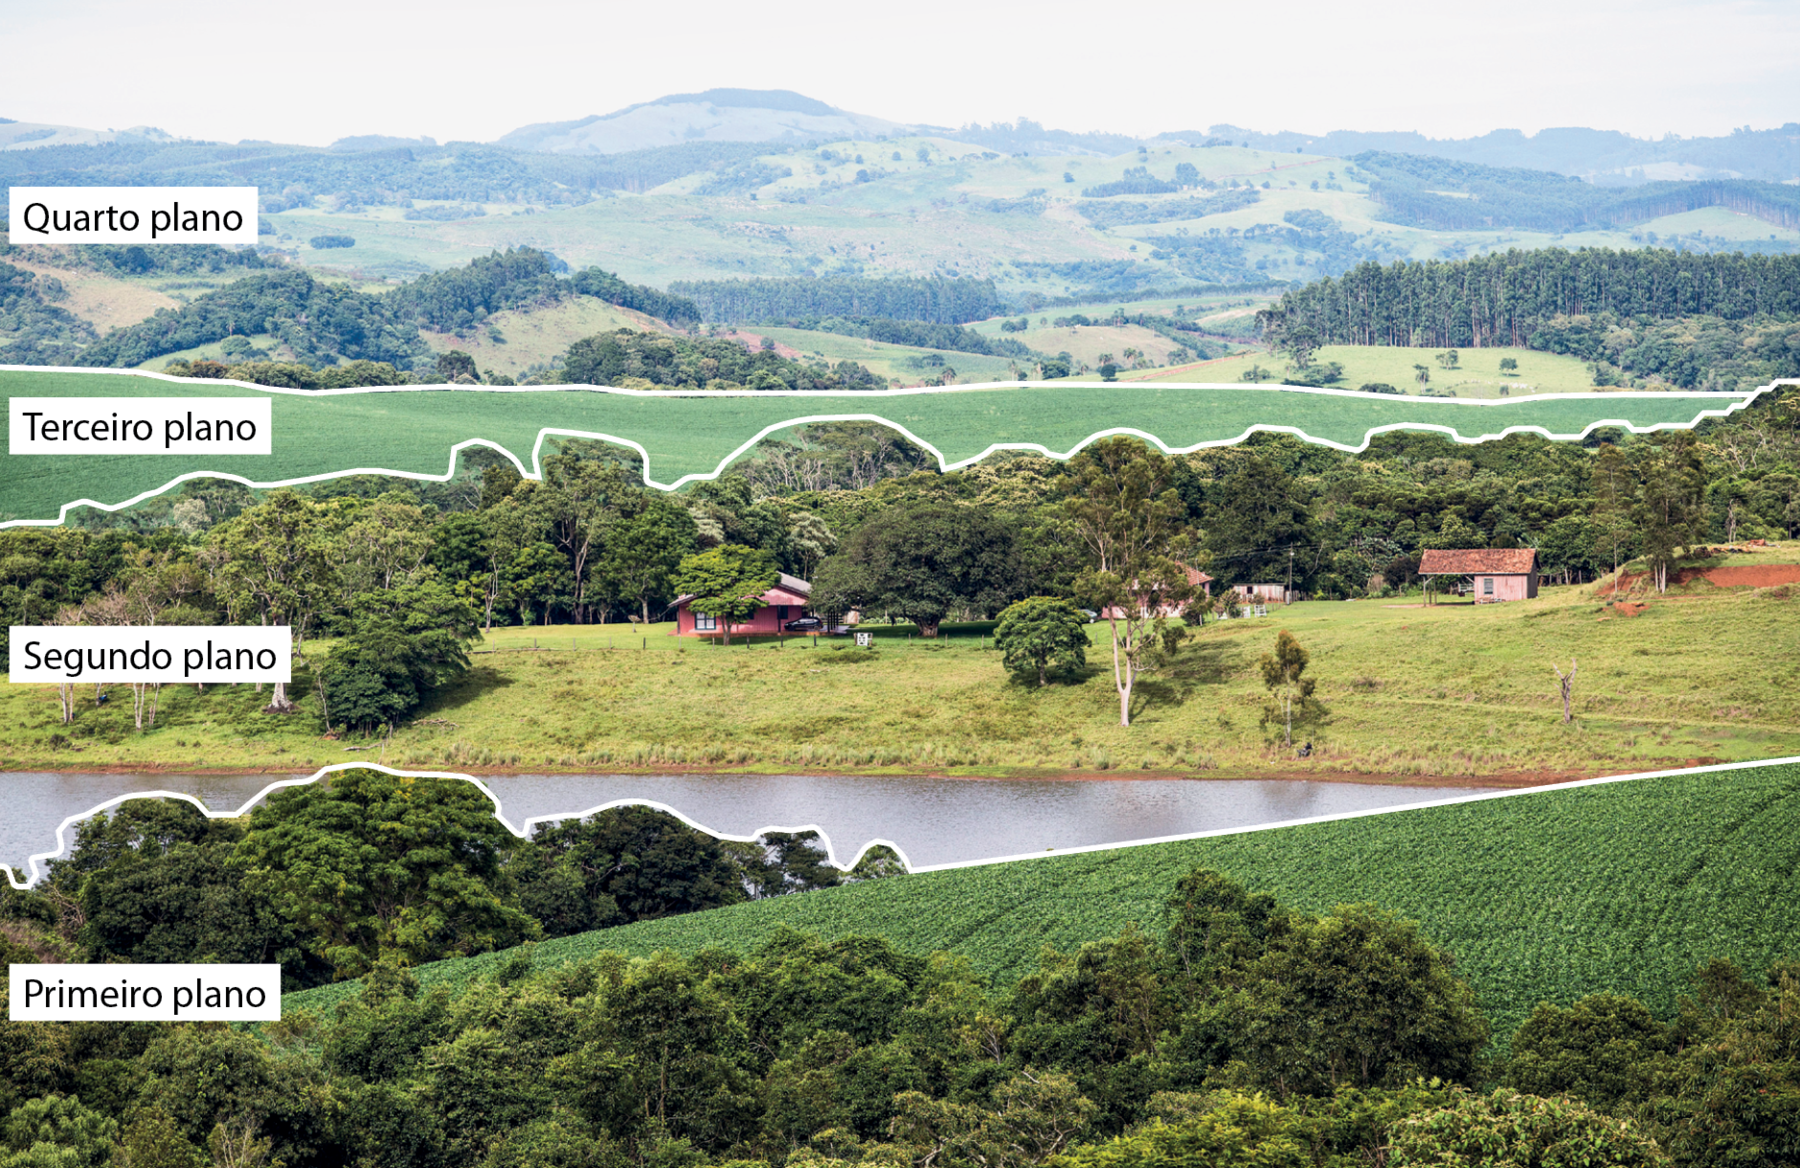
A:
22,249,698,372
1256,249,1800,391
1355,152,1800,235
0,137,796,213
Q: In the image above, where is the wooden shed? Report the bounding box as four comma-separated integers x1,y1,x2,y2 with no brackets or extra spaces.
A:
1233,583,1291,605
1419,549,1539,603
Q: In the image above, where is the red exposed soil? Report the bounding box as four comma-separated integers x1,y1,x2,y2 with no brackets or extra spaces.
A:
1602,563,1800,594
717,330,807,361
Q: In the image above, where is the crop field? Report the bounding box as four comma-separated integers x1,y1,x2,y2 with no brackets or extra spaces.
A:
281,758,1800,1041
0,369,1759,524
1133,345,1611,396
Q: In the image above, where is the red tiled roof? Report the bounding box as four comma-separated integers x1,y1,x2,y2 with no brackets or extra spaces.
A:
1418,548,1538,576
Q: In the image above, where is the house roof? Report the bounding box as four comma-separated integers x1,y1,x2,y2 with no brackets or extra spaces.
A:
672,572,811,610
1419,548,1538,576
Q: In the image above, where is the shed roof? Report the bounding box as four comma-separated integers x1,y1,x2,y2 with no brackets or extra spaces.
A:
1418,549,1538,576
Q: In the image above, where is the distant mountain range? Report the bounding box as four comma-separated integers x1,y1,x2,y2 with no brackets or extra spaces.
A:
5,89,1798,184
1179,124,1800,186
494,89,907,155
489,90,1800,183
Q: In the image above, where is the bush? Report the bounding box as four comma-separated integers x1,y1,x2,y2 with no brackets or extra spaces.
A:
994,596,1090,686
309,234,356,249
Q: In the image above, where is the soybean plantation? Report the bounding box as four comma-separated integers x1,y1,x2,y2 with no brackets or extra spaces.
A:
285,759,1800,1041
0,368,1762,524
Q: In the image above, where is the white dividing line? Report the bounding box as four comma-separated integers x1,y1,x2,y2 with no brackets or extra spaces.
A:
0,366,1785,529
5,755,1798,892
0,762,912,890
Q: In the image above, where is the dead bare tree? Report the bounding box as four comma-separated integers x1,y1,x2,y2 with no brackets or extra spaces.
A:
1553,658,1578,724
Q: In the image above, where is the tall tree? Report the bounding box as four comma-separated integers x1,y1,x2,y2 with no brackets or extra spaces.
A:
590,496,699,625
204,491,338,713
539,448,632,622
1591,443,1636,580
812,502,1020,637
672,545,779,645
1259,630,1321,748
233,768,535,979
1635,432,1705,593
1060,437,1197,727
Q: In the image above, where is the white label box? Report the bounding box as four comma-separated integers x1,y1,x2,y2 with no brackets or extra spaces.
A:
9,626,292,684
9,964,282,1021
10,397,271,455
9,186,259,245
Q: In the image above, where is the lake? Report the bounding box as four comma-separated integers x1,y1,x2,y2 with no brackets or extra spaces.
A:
0,770,1504,879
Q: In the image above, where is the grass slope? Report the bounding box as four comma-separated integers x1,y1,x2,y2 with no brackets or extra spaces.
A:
11,559,1798,785
1134,345,1606,397
0,370,1758,523
283,758,1800,1042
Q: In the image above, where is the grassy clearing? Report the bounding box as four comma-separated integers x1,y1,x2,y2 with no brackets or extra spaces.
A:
1133,344,1643,396
9,555,1800,777
2,258,180,333
417,298,670,378
748,326,1021,385
283,757,1800,1044
1002,323,1193,368
0,370,1754,522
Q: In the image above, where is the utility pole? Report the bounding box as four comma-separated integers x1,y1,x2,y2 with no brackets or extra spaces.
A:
1286,548,1294,604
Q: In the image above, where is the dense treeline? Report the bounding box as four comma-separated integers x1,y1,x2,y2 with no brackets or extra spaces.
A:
776,316,1034,358
77,269,427,368
670,278,1006,325
1355,151,1800,234
568,267,702,326
386,249,699,334
563,330,886,391
1255,248,1800,350
3,860,1794,1166
0,775,894,991
0,240,275,277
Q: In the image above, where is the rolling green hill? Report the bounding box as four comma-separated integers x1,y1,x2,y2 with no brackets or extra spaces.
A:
0,369,1760,524
283,758,1800,1043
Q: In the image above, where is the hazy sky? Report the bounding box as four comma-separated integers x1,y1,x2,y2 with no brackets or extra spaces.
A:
3,0,1794,146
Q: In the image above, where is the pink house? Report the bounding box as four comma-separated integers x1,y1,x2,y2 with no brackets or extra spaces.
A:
1103,565,1213,619
1419,549,1539,603
672,572,814,637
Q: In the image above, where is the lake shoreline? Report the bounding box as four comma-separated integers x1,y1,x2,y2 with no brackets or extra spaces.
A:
2,759,1680,789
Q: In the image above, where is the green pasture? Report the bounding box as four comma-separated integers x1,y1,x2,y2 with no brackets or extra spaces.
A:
8,551,1799,778
1134,344,1643,396
416,298,665,379
0,369,1758,523
283,758,1800,1043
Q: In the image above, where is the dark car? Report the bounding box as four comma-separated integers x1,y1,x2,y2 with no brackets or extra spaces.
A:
783,616,825,632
